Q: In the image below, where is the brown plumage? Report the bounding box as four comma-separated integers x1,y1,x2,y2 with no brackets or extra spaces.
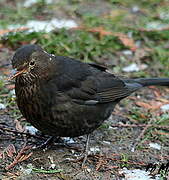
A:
11,44,169,137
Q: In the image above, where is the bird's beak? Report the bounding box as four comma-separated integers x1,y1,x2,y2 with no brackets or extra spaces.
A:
8,68,28,80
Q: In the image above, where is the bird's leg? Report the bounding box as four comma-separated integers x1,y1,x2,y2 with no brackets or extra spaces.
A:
82,134,90,167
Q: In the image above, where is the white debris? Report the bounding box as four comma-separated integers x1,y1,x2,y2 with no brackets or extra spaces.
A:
139,63,148,70
160,104,169,111
23,0,53,7
26,19,77,32
131,147,135,152
0,103,6,110
122,63,139,72
90,147,100,153
132,6,140,13
159,11,169,20
149,143,161,150
122,50,133,55
6,18,77,33
20,164,33,175
122,63,148,72
25,125,38,135
119,168,160,180
49,163,56,169
146,21,168,30
102,141,111,145
9,89,15,95
9,89,16,98
63,137,75,144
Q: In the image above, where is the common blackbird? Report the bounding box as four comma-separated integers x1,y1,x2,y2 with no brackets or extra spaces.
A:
10,44,169,138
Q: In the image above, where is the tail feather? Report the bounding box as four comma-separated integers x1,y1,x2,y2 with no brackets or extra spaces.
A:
125,78,169,87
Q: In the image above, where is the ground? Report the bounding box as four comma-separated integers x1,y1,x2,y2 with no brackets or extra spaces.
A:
0,0,169,179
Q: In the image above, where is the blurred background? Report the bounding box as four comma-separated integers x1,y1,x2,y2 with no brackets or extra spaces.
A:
1,0,169,77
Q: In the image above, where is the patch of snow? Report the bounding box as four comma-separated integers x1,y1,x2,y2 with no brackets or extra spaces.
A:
7,18,77,33
23,0,53,7
146,21,168,30
0,103,6,110
25,125,38,135
123,63,139,72
10,89,16,98
10,89,15,95
122,63,148,72
149,143,161,150
159,11,169,20
90,147,100,153
132,6,140,13
119,168,161,180
160,104,169,111
122,50,133,55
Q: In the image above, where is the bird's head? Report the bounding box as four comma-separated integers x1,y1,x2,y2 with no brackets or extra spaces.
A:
10,44,54,83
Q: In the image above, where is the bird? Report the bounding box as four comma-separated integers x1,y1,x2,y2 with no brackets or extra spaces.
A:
10,44,169,139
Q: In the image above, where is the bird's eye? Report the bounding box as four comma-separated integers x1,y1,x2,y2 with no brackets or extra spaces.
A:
29,61,35,66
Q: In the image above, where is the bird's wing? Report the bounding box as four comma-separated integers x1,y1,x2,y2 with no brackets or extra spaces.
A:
52,57,141,105
62,73,140,105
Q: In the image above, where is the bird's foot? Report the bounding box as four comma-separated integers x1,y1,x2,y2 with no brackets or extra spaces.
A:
32,136,55,150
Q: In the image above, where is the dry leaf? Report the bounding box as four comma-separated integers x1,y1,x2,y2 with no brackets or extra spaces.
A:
135,101,153,109
15,119,25,132
115,33,137,51
0,27,29,36
136,101,163,110
6,144,16,158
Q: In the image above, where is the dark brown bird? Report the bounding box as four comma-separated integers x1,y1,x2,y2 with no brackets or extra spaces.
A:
10,44,169,138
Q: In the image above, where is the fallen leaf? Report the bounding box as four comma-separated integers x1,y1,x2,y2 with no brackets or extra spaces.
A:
5,144,33,170
6,144,16,158
135,101,163,110
15,119,25,132
135,101,153,109
0,27,29,36
153,131,169,136
115,32,137,51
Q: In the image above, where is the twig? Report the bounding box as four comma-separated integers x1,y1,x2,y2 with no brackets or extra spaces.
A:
0,125,46,140
5,144,33,170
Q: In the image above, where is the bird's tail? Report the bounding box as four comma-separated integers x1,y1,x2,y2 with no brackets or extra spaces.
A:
131,78,169,87
124,78,169,87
